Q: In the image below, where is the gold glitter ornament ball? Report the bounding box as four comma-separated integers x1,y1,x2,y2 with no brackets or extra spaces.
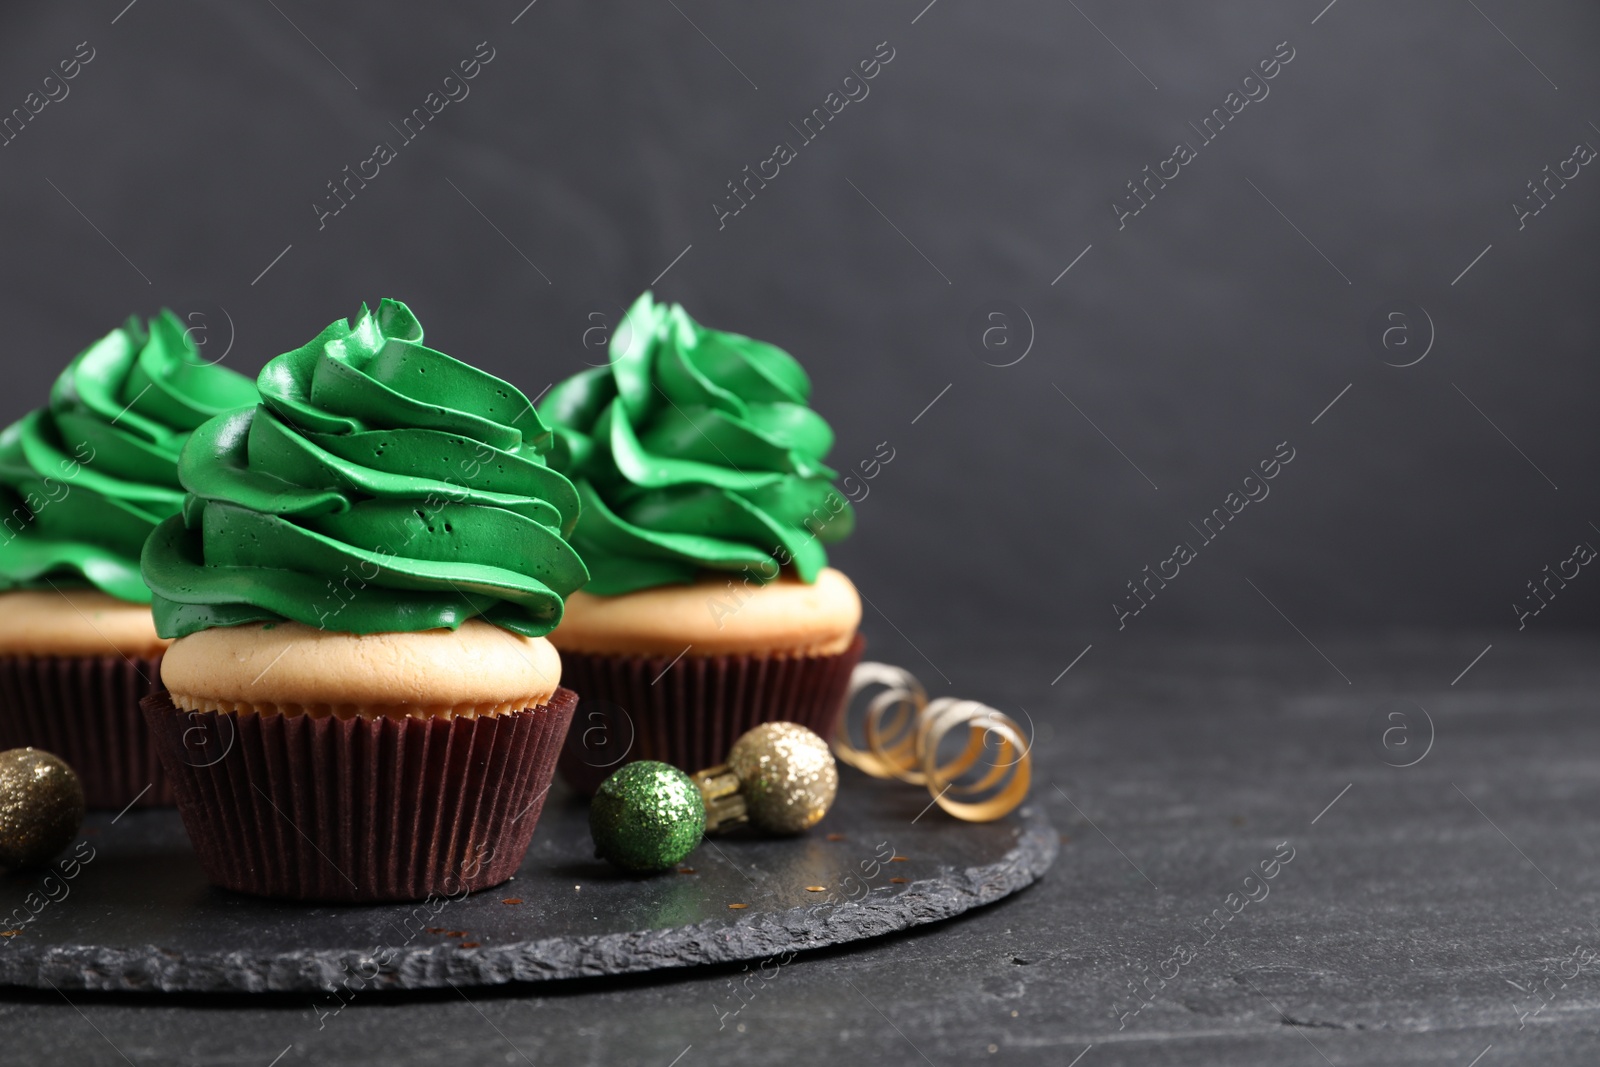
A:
0,748,85,869
727,722,838,834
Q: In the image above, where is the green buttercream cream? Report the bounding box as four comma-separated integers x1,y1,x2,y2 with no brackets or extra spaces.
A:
539,293,852,596
0,312,258,602
142,299,588,639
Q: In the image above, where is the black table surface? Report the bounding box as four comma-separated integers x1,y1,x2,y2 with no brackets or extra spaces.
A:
4,630,1596,1066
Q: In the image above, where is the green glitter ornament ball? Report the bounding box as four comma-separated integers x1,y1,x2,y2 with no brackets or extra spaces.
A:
590,761,706,873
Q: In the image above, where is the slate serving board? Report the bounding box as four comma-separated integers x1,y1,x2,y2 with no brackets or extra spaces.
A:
0,773,1054,993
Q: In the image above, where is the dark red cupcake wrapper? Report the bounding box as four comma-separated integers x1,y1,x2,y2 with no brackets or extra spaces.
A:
0,653,172,809
141,688,577,903
557,633,865,795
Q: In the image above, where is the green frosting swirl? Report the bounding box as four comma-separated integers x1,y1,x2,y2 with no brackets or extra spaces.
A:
539,292,852,596
0,313,257,602
142,299,588,639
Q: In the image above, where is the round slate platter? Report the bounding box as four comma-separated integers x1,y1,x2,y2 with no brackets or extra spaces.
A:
0,774,1055,993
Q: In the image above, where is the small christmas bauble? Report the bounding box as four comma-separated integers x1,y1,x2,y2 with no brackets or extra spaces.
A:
0,748,85,869
728,722,837,834
591,761,706,872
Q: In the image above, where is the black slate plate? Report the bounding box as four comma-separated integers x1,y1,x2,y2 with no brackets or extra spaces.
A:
0,773,1055,993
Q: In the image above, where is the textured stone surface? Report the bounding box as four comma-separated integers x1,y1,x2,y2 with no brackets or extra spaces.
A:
0,766,1052,994
2,632,1597,1065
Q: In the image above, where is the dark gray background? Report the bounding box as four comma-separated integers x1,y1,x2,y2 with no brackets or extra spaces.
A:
1,0,1595,654
3,5,1600,1065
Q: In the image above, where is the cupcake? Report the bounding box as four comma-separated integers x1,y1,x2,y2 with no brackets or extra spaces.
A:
140,299,587,902
539,293,862,792
0,313,257,808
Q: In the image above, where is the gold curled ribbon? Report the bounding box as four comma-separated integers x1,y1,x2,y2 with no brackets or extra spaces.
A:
834,662,1032,822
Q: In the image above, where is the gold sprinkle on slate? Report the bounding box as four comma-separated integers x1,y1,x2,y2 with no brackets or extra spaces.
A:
826,833,846,841
728,903,749,910
0,930,20,938
460,942,480,949
890,877,908,884
806,886,827,892
677,867,696,875
426,928,446,934
501,898,523,905
891,856,910,862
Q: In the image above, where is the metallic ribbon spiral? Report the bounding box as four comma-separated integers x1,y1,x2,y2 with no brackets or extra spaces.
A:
835,662,1032,822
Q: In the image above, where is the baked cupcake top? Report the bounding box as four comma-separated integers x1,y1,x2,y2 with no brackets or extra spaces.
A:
142,299,588,639
0,312,258,603
539,293,852,596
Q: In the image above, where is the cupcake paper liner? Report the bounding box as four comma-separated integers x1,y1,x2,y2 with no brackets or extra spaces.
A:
0,653,172,809
557,634,865,795
142,687,577,903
